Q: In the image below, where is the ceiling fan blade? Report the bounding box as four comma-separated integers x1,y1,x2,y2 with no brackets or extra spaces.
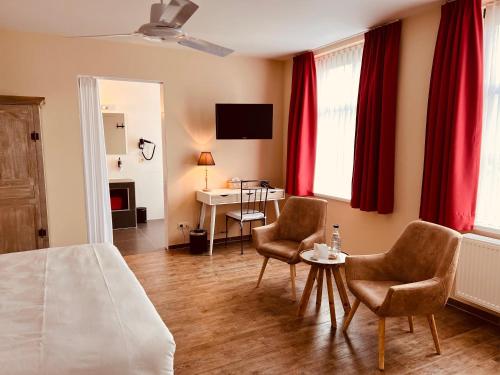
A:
178,36,234,57
152,0,199,28
69,33,135,38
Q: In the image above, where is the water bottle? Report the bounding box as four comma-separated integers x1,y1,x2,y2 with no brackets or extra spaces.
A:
331,224,342,254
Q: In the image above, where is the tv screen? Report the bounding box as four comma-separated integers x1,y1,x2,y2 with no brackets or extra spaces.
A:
216,104,273,139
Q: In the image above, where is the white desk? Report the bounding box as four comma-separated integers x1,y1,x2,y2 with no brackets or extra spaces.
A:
196,188,285,255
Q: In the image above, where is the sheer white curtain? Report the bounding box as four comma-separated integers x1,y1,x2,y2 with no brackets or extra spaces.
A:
314,43,363,200
78,76,113,243
476,3,500,231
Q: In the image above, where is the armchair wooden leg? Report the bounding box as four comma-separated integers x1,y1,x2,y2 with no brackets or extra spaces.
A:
378,317,385,371
427,314,441,354
408,316,414,333
290,264,297,301
342,298,360,332
256,257,269,288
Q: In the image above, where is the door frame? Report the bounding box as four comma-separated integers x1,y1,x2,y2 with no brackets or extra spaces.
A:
0,95,49,249
78,76,169,248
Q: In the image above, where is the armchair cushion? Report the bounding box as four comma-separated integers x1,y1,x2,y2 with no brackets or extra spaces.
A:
348,280,404,313
257,240,301,263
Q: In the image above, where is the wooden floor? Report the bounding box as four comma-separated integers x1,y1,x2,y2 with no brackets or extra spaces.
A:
125,242,500,374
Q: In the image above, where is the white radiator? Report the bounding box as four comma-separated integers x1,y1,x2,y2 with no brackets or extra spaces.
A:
454,233,500,314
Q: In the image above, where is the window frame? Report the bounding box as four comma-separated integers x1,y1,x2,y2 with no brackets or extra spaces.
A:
313,192,351,203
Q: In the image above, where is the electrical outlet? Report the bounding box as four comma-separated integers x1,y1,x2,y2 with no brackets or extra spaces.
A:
177,222,190,231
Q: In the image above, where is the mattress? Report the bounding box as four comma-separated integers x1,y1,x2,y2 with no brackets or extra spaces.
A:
0,243,175,375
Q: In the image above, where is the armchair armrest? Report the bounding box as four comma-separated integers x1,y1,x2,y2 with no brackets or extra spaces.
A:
298,230,326,252
345,253,389,282
252,222,279,249
379,277,447,316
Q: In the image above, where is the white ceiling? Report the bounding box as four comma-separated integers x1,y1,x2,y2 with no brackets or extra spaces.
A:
0,0,439,59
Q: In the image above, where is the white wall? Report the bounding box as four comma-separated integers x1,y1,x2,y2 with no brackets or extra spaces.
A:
99,79,165,220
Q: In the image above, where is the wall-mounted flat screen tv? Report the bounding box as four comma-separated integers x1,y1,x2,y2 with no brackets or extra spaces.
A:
216,104,273,139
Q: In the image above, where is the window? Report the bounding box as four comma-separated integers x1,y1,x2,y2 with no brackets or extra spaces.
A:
476,3,500,231
314,43,363,200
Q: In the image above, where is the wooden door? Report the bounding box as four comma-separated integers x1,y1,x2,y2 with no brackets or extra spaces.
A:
0,96,48,253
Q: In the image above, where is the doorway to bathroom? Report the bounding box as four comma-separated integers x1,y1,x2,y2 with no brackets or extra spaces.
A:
99,78,166,256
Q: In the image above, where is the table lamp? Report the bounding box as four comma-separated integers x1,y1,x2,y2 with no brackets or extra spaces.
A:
198,152,215,191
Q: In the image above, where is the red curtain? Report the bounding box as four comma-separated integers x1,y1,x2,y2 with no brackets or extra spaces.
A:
285,51,318,196
351,21,402,213
420,0,483,231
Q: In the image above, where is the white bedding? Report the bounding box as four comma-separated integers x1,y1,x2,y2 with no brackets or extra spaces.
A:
0,243,175,375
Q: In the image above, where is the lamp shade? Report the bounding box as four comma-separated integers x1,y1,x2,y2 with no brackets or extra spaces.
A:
198,152,215,166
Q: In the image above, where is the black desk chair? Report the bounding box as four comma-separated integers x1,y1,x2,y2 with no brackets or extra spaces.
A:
225,180,269,255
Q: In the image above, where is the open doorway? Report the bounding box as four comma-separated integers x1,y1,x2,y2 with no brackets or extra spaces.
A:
98,78,166,256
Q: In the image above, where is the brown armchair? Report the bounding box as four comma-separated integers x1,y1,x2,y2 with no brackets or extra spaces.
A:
343,220,462,370
252,196,327,300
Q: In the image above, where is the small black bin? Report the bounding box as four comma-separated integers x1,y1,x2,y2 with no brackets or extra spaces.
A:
136,207,147,224
190,229,208,254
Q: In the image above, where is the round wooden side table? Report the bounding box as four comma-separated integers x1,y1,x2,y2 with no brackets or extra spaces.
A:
297,250,351,328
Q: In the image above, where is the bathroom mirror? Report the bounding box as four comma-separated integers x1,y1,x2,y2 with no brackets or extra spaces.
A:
103,112,127,155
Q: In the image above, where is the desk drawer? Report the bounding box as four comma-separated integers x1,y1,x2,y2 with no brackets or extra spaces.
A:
267,190,284,200
210,194,239,205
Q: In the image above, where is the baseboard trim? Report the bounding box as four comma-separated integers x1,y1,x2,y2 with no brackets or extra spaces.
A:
168,235,252,250
447,298,499,326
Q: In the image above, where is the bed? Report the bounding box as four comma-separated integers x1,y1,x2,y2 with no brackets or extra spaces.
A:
0,243,175,375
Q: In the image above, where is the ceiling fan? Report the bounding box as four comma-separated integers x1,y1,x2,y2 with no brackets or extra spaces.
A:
75,0,234,57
